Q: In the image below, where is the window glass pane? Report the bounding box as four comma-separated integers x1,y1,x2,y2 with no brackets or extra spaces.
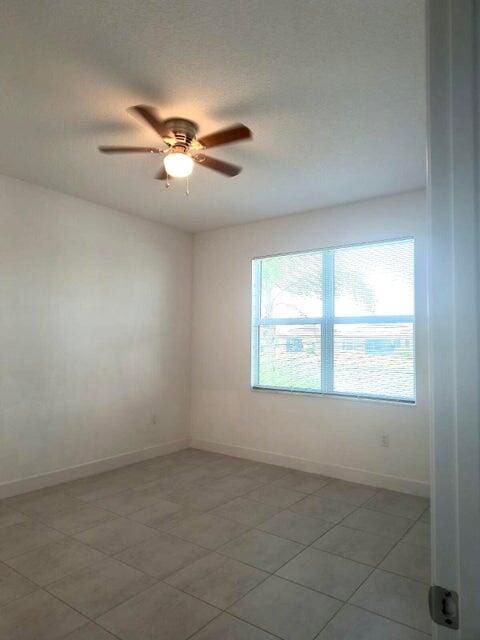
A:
333,323,415,399
260,252,323,319
334,239,414,317
258,324,321,390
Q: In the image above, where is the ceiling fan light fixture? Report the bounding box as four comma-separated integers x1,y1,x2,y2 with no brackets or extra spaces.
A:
163,150,194,178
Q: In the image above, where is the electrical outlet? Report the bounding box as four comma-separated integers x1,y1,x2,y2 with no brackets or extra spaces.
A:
380,434,390,447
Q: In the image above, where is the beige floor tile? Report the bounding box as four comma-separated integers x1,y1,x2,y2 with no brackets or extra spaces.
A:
0,561,36,606
190,613,278,639
419,508,430,524
165,486,232,511
365,491,429,520
115,532,207,579
290,495,356,523
317,603,431,639
220,529,304,572
5,538,105,586
211,497,280,526
258,510,333,544
203,474,266,496
110,466,160,488
313,525,396,565
341,508,413,541
60,473,131,502
315,480,378,506
350,569,431,633
277,547,372,600
0,520,64,560
4,490,84,518
236,463,291,483
246,484,305,508
47,556,156,618
203,457,257,478
130,501,203,531
62,622,118,639
161,467,216,489
139,457,194,477
165,552,268,608
168,513,249,550
0,589,87,640
0,505,30,529
380,542,431,583
39,503,117,534
98,582,219,640
91,487,170,515
229,575,341,640
74,516,157,554
272,471,332,494
403,522,431,548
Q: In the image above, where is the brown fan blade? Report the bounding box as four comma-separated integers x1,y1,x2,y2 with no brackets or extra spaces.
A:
155,166,168,180
197,124,252,149
194,154,242,177
99,146,160,154
128,105,166,137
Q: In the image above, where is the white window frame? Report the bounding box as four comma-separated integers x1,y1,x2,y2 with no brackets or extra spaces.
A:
251,237,416,403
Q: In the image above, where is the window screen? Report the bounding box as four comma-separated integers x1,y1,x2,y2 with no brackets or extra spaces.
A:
251,238,415,402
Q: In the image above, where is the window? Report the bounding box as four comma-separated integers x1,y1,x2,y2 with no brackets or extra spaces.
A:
251,238,415,402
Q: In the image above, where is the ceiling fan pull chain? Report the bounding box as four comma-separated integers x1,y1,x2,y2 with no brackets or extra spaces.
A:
185,174,190,196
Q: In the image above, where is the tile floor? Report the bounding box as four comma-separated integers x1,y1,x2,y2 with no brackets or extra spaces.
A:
0,449,432,639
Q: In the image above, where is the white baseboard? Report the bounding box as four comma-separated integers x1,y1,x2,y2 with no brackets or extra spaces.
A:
0,438,190,499
190,438,430,497
1,436,430,499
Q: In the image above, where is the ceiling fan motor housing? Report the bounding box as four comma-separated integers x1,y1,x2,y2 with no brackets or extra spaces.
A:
163,118,199,150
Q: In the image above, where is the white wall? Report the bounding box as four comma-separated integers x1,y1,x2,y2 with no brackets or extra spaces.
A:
191,190,429,495
0,181,430,497
0,174,192,492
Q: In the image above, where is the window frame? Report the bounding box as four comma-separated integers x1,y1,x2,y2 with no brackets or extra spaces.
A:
251,237,416,404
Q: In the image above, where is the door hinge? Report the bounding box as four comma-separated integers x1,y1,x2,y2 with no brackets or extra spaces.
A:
429,585,459,630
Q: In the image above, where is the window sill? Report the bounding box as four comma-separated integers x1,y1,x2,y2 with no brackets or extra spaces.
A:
251,385,417,406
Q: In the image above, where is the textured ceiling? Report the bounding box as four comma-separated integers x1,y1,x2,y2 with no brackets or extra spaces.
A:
1,1,426,232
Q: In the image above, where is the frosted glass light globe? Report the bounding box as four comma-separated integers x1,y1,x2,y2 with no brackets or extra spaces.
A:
164,152,194,178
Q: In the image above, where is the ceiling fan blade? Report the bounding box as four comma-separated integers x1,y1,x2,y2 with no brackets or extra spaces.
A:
128,105,166,137
197,124,252,149
194,154,242,177
99,146,160,154
155,166,168,180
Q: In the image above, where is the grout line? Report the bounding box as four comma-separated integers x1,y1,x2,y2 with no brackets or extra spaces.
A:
0,559,39,609
161,565,272,621
341,599,433,636
311,602,433,639
183,611,225,640
223,610,295,640
313,602,351,640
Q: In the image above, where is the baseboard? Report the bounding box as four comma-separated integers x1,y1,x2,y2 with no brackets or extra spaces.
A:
0,438,190,499
1,436,430,499
190,438,430,497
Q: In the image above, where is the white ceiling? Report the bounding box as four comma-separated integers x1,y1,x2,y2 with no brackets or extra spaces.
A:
0,1,426,232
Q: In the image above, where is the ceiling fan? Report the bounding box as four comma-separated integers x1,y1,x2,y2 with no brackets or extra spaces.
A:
99,105,252,183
